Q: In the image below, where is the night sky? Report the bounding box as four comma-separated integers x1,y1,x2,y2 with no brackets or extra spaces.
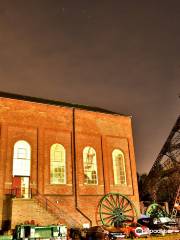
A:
0,1,179,174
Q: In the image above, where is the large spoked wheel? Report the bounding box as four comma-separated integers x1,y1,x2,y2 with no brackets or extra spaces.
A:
146,203,168,218
97,193,138,227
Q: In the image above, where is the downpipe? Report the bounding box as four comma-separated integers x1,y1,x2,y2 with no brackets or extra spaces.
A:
72,108,92,227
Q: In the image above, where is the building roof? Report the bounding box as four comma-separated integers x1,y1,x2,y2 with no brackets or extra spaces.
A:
0,91,128,117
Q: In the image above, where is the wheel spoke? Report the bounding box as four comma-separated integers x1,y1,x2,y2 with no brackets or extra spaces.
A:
102,215,116,224
124,208,132,213
116,194,120,208
101,211,114,216
101,203,114,212
103,215,115,220
110,194,117,208
120,196,125,208
124,214,134,220
104,197,116,210
122,200,131,210
124,214,133,218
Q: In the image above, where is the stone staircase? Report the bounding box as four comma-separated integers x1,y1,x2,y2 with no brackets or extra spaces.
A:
11,194,82,229
33,193,79,226
11,198,59,229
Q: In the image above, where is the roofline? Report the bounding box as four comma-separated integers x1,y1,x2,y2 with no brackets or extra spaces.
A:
0,91,129,117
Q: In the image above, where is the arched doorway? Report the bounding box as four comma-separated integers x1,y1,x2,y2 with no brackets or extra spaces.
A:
12,140,31,198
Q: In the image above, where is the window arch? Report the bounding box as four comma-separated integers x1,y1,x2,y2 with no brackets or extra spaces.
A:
13,140,31,176
50,143,66,184
112,149,126,185
83,146,98,185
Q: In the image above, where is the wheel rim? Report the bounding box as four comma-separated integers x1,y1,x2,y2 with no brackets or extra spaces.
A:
97,192,138,227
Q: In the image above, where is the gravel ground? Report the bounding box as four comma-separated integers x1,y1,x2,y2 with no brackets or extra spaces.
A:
136,233,180,240
0,233,180,239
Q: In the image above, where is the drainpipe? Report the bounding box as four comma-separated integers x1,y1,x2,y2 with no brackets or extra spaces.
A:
72,108,92,227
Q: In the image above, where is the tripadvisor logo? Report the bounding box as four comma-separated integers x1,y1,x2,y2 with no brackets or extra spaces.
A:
150,229,175,235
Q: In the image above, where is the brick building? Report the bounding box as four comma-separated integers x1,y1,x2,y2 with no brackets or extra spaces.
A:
0,92,139,230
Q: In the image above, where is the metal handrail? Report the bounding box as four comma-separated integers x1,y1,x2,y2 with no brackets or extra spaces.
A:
5,188,60,213
5,188,75,224
5,187,62,217
34,191,59,212
33,191,79,225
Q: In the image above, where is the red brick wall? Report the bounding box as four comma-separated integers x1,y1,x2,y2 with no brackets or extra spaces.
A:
0,97,140,228
74,109,140,224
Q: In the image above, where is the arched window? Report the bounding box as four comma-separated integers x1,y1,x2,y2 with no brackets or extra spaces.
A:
50,144,66,184
13,140,31,176
112,149,126,185
83,146,98,185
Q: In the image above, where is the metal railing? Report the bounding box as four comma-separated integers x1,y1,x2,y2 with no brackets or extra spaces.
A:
33,191,65,220
5,188,75,224
5,188,63,217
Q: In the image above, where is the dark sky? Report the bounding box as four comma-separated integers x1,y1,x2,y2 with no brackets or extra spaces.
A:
0,1,179,173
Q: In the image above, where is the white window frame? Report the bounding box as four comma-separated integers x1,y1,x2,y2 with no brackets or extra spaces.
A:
50,143,66,184
112,149,127,185
13,140,31,176
83,146,98,185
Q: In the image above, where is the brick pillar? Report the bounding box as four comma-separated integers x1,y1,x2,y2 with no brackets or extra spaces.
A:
0,124,8,194
101,136,110,194
0,124,9,230
37,127,45,194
